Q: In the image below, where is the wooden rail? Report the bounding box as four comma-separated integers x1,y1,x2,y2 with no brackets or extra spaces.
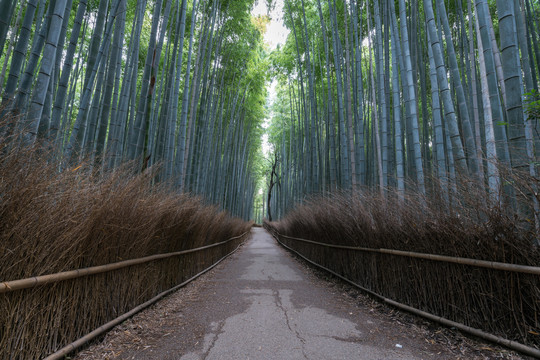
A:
277,233,540,275
0,232,248,293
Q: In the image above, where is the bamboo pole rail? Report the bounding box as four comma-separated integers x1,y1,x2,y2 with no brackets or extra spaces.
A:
271,232,540,359
277,233,540,275
0,231,248,294
43,240,245,360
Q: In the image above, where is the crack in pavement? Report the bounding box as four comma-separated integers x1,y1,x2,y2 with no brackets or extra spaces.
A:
272,289,308,360
202,321,225,360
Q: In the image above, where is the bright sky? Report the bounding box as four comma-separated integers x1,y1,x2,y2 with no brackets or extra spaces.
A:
251,1,289,159
252,0,289,50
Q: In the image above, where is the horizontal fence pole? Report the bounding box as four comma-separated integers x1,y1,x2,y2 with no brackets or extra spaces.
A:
271,231,540,359
278,233,540,275
43,240,245,360
1,232,248,294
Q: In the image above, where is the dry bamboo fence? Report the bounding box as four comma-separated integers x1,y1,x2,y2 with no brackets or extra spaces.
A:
276,234,540,275
0,231,249,360
0,233,247,294
264,223,540,358
43,238,245,360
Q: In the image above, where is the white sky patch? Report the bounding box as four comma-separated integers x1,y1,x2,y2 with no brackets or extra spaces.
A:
261,109,274,157
260,78,279,157
252,0,290,50
268,78,278,102
261,132,271,156
251,1,289,160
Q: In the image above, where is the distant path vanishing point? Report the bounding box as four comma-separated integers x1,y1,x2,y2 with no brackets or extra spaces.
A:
76,228,465,359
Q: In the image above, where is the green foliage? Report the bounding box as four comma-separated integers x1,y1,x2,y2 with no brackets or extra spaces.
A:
525,89,540,122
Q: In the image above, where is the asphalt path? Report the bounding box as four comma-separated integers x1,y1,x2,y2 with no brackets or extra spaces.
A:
178,227,439,360
76,228,468,359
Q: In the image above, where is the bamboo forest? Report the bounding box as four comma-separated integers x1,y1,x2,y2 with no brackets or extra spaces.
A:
1,0,540,358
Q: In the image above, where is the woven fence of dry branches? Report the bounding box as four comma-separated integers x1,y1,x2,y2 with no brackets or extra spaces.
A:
0,142,251,359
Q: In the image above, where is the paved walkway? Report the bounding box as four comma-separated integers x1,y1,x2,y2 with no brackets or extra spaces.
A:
177,227,442,360
77,228,460,359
